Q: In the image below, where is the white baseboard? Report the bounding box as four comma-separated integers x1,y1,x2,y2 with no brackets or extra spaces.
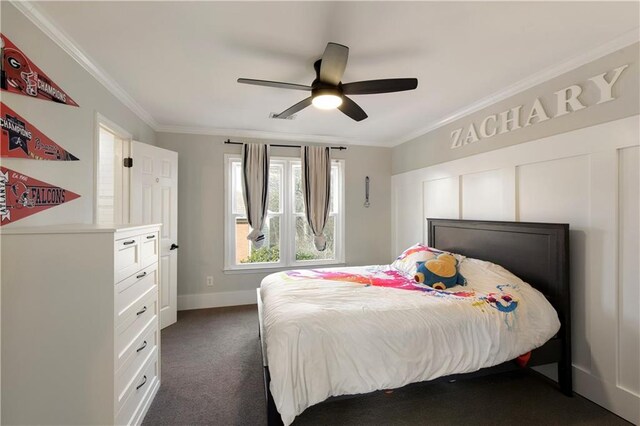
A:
177,289,257,311
574,366,640,425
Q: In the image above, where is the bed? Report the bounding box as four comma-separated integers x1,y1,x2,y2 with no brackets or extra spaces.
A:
257,219,572,425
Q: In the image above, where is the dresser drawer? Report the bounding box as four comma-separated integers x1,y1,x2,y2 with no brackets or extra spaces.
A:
115,236,142,282
116,322,158,405
115,263,158,326
116,348,158,426
139,232,159,270
116,290,158,358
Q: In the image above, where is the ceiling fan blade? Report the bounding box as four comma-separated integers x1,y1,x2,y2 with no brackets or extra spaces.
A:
320,42,349,85
342,78,418,95
275,97,313,119
338,96,368,122
237,78,311,91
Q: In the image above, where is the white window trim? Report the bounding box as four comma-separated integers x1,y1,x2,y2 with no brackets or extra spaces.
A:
224,153,345,271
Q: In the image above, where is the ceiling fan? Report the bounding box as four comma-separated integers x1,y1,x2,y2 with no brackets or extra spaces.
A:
238,42,418,122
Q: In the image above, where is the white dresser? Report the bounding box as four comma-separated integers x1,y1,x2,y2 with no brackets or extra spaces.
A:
1,224,162,425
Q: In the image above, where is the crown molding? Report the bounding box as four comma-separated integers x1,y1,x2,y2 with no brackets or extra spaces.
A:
11,0,159,130
13,0,638,148
155,124,383,147
388,27,640,147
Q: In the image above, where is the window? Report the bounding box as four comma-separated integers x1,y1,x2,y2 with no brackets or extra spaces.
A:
225,155,344,270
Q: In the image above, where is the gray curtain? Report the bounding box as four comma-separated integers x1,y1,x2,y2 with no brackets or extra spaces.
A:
241,143,270,248
301,145,331,251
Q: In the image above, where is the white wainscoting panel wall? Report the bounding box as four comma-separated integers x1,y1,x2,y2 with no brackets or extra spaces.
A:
423,176,460,220
618,146,639,399
391,115,640,424
461,168,510,221
517,155,592,373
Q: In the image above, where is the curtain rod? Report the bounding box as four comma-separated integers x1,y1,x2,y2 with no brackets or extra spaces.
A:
224,139,347,151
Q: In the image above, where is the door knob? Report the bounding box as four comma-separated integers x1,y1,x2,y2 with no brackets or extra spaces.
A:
170,243,179,250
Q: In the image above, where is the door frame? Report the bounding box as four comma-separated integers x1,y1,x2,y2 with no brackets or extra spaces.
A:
93,112,132,225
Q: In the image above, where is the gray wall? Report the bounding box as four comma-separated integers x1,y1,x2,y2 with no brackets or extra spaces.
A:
1,3,156,226
392,42,640,174
156,133,391,298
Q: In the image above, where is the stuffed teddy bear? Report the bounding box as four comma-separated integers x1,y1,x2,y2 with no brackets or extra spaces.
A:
414,253,466,290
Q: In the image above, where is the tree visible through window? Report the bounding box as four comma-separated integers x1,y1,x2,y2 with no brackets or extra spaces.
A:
226,156,344,269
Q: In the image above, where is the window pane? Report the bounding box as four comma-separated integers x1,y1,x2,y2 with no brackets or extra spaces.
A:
330,165,338,214
268,166,281,213
237,215,281,264
232,162,246,215
293,164,339,215
293,165,304,214
295,215,335,261
234,217,251,263
233,162,281,215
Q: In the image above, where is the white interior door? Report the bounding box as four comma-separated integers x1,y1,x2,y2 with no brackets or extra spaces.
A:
130,141,178,329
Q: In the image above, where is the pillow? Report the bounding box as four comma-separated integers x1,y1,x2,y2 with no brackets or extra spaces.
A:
414,253,466,289
391,243,441,276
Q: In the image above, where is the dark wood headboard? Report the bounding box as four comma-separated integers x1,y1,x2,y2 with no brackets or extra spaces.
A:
427,219,573,395
428,219,571,358
428,219,569,312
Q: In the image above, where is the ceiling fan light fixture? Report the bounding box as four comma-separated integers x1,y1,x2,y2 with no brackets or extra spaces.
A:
312,93,342,110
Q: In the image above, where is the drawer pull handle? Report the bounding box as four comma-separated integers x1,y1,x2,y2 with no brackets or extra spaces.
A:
136,340,148,353
146,235,155,239
136,272,147,279
123,240,135,246
136,375,147,390
136,306,147,316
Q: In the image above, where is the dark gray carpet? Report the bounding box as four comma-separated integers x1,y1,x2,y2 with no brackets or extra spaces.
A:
143,305,629,426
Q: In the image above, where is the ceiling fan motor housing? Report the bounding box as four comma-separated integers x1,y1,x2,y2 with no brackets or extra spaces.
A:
311,85,342,99
312,60,343,97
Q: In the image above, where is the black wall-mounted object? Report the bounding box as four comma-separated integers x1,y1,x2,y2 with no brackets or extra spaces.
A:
364,176,370,208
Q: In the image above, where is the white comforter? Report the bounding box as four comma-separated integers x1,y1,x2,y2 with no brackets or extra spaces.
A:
260,257,560,425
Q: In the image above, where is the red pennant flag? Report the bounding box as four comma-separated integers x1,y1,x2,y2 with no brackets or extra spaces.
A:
0,166,80,226
1,102,79,160
1,33,79,107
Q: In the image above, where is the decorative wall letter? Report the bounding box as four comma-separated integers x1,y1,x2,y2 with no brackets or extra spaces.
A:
554,84,585,117
588,64,629,104
450,128,463,149
524,98,550,127
499,105,523,134
479,114,498,138
463,123,480,145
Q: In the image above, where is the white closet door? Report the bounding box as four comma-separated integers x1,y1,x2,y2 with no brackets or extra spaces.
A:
131,141,178,329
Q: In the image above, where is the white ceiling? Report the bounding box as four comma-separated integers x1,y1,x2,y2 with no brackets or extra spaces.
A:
32,1,640,146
